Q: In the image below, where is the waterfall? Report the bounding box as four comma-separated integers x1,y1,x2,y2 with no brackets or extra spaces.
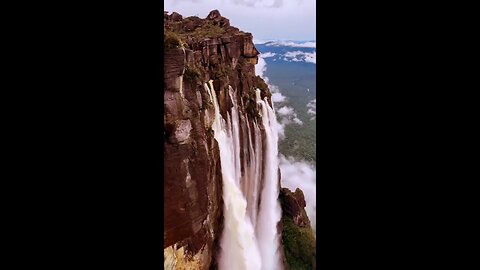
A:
206,81,282,270
244,118,261,228
228,88,242,185
255,89,283,270
206,81,262,270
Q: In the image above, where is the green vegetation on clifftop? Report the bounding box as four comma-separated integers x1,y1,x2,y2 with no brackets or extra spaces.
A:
167,18,226,45
164,31,184,49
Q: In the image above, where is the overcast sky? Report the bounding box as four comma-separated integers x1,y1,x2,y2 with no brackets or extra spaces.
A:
164,0,316,41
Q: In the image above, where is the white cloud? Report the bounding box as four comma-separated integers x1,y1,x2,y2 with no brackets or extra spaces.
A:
276,121,285,138
307,98,316,119
277,106,302,126
304,52,316,64
260,52,276,58
255,56,267,78
276,105,303,138
277,106,294,116
279,117,302,126
279,154,316,234
284,51,303,58
269,84,279,93
283,50,316,64
269,84,287,103
293,117,303,125
271,92,286,103
265,40,316,48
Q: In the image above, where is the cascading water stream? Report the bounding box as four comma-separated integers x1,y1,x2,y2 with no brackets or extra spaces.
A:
254,89,283,270
228,88,242,186
206,80,282,270
206,81,262,270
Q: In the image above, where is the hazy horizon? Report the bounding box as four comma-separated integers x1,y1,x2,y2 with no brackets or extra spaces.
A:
164,0,316,41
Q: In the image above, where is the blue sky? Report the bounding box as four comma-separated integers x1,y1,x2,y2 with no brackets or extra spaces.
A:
164,0,316,41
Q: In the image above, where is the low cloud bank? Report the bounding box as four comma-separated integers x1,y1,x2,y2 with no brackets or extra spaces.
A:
274,107,303,139
279,154,316,234
272,92,286,103
307,98,316,120
265,40,316,48
283,50,316,64
256,54,303,139
277,106,303,126
255,56,268,78
277,106,294,116
260,51,276,58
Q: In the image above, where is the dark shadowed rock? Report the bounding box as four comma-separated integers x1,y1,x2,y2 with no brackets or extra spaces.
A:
163,48,185,92
182,16,203,32
170,12,183,21
219,17,230,27
293,188,306,208
207,10,221,20
207,10,230,27
279,187,310,227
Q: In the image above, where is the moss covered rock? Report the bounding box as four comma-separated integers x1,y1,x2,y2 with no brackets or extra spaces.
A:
281,217,316,270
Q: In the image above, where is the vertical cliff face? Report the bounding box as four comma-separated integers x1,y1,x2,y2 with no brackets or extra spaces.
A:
164,10,273,269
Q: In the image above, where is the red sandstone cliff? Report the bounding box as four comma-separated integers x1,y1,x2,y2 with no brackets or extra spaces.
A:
163,10,272,269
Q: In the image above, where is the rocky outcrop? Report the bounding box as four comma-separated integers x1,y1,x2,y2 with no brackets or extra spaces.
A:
164,10,271,270
279,187,316,270
206,10,230,27
279,188,310,227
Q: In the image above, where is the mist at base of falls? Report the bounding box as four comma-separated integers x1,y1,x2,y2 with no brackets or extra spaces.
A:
206,81,283,270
